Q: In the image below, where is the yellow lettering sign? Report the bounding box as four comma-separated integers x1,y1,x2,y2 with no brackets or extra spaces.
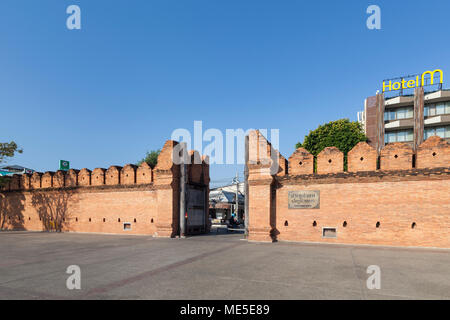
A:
382,69,443,92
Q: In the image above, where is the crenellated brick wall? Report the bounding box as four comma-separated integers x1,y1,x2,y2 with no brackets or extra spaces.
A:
316,147,344,174
380,142,414,171
247,130,450,248
0,140,209,237
288,147,314,175
416,136,450,169
347,142,377,172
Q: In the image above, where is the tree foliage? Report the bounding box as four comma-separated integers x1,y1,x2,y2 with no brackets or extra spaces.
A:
0,142,22,164
137,149,160,169
295,119,367,169
0,141,23,187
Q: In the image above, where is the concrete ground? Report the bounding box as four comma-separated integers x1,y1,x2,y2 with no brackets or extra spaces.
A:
0,231,449,300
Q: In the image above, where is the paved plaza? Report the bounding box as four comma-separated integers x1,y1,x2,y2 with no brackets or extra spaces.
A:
0,231,449,299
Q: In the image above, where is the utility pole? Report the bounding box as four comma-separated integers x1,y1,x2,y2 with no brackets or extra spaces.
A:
234,172,239,222
179,142,187,238
244,135,249,236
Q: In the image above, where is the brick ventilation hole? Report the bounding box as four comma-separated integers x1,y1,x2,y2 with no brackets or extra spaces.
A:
432,152,437,157
312,221,317,227
394,154,398,159
134,218,137,223
124,223,131,231
28,217,31,220
360,157,364,161
411,222,416,229
89,218,91,222
284,220,288,227
328,159,332,163
151,218,154,223
343,221,347,227
376,221,380,228
299,161,303,165
103,218,106,222
118,218,121,222
76,218,78,222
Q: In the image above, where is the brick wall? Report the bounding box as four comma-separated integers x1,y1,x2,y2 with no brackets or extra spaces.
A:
275,172,450,248
121,164,137,185
316,147,344,174
416,136,450,169
380,142,414,171
288,147,314,175
247,130,450,248
348,142,377,172
0,140,209,237
78,168,91,186
66,169,79,187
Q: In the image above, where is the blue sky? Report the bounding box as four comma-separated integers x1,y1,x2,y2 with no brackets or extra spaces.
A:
1,0,449,186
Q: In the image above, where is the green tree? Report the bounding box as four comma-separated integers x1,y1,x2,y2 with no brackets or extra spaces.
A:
295,119,367,170
0,141,23,187
137,149,160,169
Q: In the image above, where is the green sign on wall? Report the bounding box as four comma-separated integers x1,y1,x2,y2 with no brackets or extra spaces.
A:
60,160,70,171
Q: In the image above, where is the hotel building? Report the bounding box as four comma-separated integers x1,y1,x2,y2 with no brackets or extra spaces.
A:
358,73,450,152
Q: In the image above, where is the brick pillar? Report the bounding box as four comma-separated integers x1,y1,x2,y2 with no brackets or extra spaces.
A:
247,130,276,242
248,165,274,242
154,140,180,238
202,155,211,233
414,87,425,152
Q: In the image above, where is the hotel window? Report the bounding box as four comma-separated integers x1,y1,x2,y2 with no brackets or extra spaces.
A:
384,107,413,121
424,102,450,117
385,129,413,143
424,125,450,139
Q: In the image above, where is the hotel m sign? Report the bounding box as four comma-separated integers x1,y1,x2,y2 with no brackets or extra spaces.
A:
382,69,443,93
288,191,320,209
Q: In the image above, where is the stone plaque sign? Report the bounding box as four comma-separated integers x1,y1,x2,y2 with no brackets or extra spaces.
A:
288,191,320,209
